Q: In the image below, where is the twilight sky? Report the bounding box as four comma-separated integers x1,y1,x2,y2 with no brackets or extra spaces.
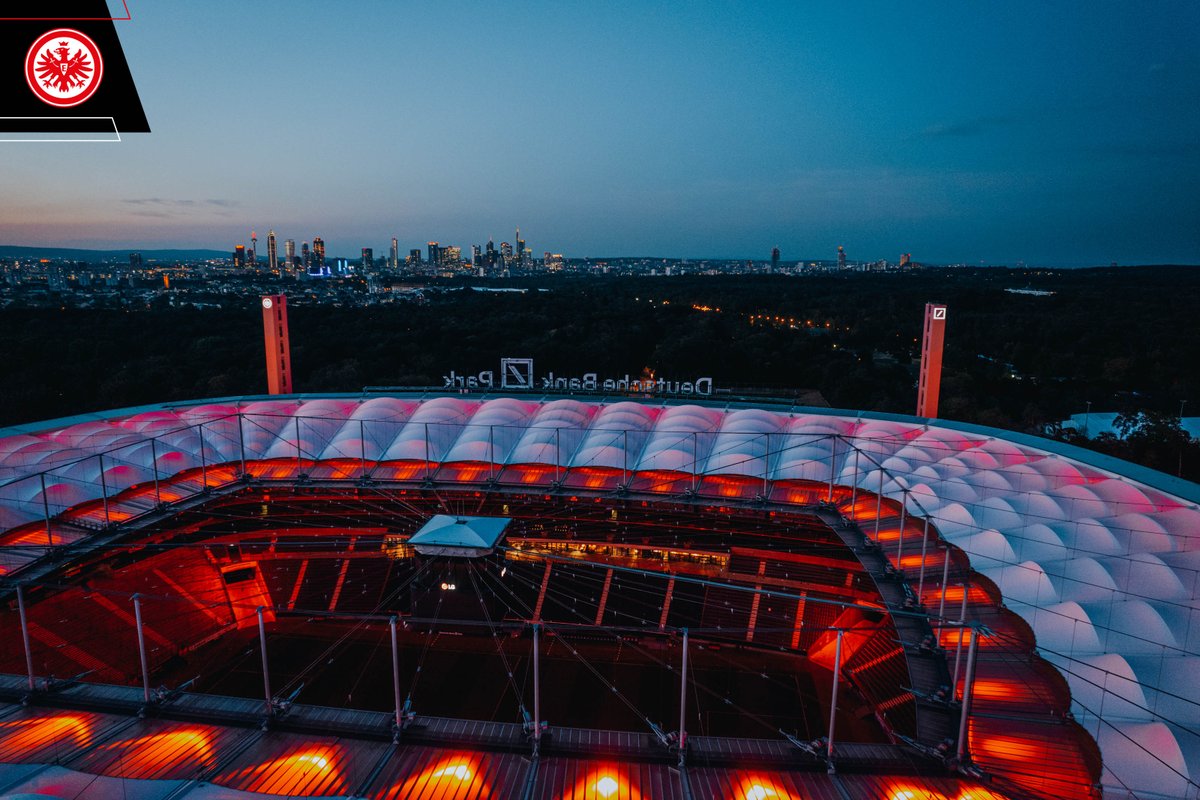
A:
2,0,1198,265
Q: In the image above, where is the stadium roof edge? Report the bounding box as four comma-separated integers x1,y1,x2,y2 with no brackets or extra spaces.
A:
2,389,1197,504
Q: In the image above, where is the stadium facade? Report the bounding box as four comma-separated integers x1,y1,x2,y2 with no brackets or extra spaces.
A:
0,393,1197,800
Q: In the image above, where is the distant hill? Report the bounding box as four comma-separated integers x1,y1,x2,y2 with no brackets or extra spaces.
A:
0,245,229,261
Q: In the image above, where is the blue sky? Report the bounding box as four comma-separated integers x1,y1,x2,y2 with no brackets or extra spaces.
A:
1,0,1197,264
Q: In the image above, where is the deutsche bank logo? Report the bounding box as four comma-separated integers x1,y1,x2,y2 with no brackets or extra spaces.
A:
932,307,947,320
501,358,534,389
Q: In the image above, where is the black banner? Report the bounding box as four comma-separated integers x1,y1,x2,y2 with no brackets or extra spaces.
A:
1,0,149,133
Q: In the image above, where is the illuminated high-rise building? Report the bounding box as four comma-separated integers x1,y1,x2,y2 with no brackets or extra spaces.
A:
313,237,326,270
900,253,911,267
250,232,258,270
515,228,525,265
267,230,278,272
301,242,310,272
408,248,421,265
389,237,399,269
361,247,373,271
837,245,847,270
485,239,496,267
427,242,440,266
233,244,246,268
285,239,296,268
471,244,482,266
129,252,143,270
770,246,780,273
500,242,513,265
443,246,461,264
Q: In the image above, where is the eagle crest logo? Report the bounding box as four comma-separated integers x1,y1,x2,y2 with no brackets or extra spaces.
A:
25,29,104,107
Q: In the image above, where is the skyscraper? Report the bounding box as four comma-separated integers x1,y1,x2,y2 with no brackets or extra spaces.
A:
301,242,310,272
390,237,399,269
515,228,525,266
471,244,482,266
129,252,143,270
427,242,441,266
485,239,496,268
267,230,278,272
313,237,326,270
250,232,258,270
233,244,246,268
837,245,847,270
770,247,780,273
285,239,296,268
361,247,373,271
408,249,421,265
500,242,513,266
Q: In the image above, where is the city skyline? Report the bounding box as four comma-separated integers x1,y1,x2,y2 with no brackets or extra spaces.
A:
0,1,1197,265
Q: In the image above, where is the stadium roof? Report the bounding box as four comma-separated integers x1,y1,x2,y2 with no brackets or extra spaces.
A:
0,392,1198,799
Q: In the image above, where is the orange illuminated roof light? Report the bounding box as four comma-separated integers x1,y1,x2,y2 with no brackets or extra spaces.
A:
394,753,488,798
432,763,472,781
594,775,620,798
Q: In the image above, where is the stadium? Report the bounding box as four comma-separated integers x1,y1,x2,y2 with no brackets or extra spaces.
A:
0,392,1197,800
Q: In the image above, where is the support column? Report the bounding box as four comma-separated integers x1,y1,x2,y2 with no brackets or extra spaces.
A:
827,629,844,771
489,425,496,482
896,490,908,566
360,419,369,477
622,430,629,488
692,432,699,493
873,465,884,541
257,607,272,715
827,435,838,502
98,453,110,526
952,584,969,691
17,585,35,692
956,627,980,763
390,616,402,730
762,433,770,497
678,628,689,766
150,437,161,505
850,446,859,510
198,423,208,489
424,423,432,481
238,412,248,476
554,428,562,484
533,623,542,754
40,473,51,546
939,545,952,619
917,516,931,601
133,594,151,704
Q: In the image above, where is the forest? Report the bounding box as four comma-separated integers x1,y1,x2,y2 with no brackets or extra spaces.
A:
2,266,1197,479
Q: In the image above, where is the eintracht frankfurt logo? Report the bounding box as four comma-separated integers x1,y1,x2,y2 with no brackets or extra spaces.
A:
25,29,104,107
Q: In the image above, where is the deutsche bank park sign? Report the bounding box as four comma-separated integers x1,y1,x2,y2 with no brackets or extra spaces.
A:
443,358,715,396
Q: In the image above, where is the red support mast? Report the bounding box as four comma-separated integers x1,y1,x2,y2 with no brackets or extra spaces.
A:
261,294,293,395
916,303,946,418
